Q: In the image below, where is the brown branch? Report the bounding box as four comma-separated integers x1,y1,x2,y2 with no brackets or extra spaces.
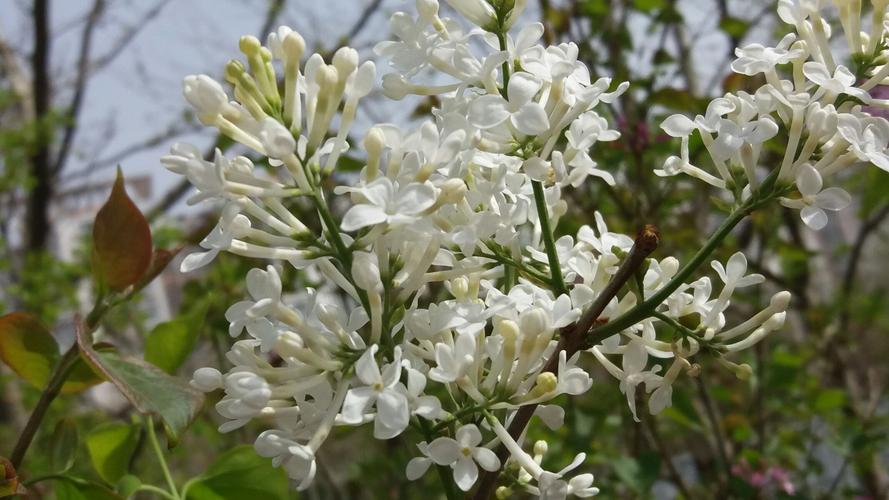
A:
87,0,172,74
24,0,53,252
472,225,661,500
51,0,105,176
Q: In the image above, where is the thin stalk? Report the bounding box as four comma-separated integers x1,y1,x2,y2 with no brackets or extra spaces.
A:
9,345,80,468
147,416,181,500
531,180,569,295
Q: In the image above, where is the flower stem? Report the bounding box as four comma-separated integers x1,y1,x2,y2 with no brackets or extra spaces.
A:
8,345,80,469
146,416,181,500
531,180,569,295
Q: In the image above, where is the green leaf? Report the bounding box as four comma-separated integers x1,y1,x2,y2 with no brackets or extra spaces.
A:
719,16,750,38
115,475,142,498
77,323,203,446
85,423,140,484
50,418,80,474
145,302,208,374
185,446,289,500
633,0,664,13
0,312,59,388
54,477,123,500
814,389,848,412
612,451,661,494
92,167,152,292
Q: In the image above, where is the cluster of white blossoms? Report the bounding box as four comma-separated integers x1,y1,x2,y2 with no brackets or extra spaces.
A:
164,0,889,497
659,0,889,230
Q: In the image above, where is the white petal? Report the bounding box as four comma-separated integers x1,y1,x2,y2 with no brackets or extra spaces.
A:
815,187,852,211
427,437,461,465
180,249,219,272
354,345,381,385
800,205,828,230
661,115,696,137
796,164,822,197
468,95,510,129
456,423,482,447
394,182,437,215
341,205,388,231
406,457,431,481
472,447,500,472
341,387,376,424
453,457,479,491
511,102,550,135
507,72,542,105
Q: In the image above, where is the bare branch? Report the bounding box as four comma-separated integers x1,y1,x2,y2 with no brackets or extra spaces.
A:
50,0,105,176
87,0,172,74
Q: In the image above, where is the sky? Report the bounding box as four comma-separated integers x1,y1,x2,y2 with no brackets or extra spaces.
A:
0,0,772,216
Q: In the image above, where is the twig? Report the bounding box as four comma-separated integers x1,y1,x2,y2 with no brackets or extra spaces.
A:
51,0,105,176
694,375,732,483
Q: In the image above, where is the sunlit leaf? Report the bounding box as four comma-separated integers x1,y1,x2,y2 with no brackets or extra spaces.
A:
185,446,289,500
145,301,208,374
85,423,140,484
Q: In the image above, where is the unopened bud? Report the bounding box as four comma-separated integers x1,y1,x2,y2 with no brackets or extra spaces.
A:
438,179,467,204
519,307,549,338
352,252,382,292
770,291,792,311
533,440,548,456
191,367,224,392
239,35,262,56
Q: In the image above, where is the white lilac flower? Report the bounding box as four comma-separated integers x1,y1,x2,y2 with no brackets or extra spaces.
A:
426,424,500,491
341,345,410,439
780,164,852,229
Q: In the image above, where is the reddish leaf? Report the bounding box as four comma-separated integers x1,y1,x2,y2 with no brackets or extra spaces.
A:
92,168,152,292
0,456,25,497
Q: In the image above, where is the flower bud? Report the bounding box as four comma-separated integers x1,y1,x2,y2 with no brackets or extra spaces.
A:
382,73,410,100
352,252,383,292
770,291,792,311
191,367,224,392
763,311,786,331
364,127,387,158
443,0,496,30
416,0,439,22
183,75,228,120
349,61,377,99
533,440,548,456
450,276,470,299
519,307,549,337
282,31,306,63
438,179,467,204
239,35,262,56
333,47,359,80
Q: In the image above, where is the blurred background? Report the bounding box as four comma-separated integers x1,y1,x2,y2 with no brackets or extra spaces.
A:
0,0,887,498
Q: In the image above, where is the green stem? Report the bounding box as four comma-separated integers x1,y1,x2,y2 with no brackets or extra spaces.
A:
587,205,751,342
9,344,80,468
531,180,569,295
146,416,181,500
496,30,511,93
311,191,371,313
134,484,178,500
